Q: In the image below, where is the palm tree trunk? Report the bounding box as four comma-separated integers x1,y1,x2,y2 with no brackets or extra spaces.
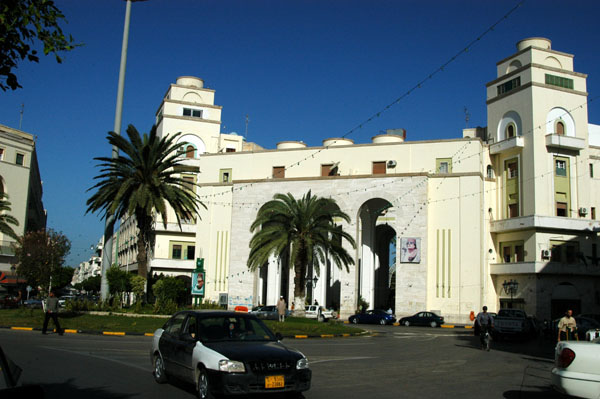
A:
292,259,306,316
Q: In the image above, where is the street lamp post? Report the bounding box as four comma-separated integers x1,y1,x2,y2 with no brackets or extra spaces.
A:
502,279,519,308
100,0,146,301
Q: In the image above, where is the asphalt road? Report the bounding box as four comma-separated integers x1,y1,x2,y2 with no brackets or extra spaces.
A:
0,326,566,399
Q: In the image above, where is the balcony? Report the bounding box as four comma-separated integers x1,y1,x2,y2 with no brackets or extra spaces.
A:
545,134,585,151
490,261,600,276
490,136,524,155
153,222,196,234
150,258,195,270
490,215,600,233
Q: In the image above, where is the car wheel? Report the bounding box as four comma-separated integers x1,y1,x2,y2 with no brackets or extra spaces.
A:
430,321,437,328
379,318,387,325
351,317,358,324
153,353,168,384
403,320,410,327
197,367,213,399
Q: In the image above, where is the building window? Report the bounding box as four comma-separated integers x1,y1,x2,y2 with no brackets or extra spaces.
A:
556,202,567,217
183,108,202,118
592,207,596,220
497,76,521,96
272,166,285,178
556,121,565,135
507,162,518,178
0,148,4,160
486,165,494,179
436,158,452,174
225,148,236,152
219,169,232,183
15,153,24,166
321,164,338,177
590,163,594,178
186,145,195,158
506,124,516,138
182,175,195,192
545,74,574,90
186,246,195,260
372,161,386,175
172,245,182,259
500,241,525,263
555,160,567,176
550,241,579,264
508,203,519,218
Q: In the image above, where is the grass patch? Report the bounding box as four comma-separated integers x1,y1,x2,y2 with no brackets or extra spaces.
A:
0,309,363,336
264,317,363,336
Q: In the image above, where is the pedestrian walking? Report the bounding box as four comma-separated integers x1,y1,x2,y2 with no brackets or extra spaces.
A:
277,296,287,322
42,291,63,335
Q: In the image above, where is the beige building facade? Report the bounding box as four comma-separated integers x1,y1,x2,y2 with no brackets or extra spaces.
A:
0,124,46,274
117,38,600,323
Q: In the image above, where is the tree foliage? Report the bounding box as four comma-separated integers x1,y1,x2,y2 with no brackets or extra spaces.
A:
248,191,355,312
0,193,19,240
13,229,71,290
0,0,79,91
86,125,205,278
106,264,131,297
51,266,74,290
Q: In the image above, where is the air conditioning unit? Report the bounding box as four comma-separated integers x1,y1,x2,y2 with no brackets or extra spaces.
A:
579,207,588,216
541,249,551,259
387,160,397,168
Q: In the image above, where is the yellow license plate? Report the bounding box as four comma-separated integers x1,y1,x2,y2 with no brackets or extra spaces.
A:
265,375,285,388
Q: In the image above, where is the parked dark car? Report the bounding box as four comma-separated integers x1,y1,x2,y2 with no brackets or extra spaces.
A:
349,309,396,325
150,310,311,398
22,298,43,309
0,295,19,309
399,311,444,328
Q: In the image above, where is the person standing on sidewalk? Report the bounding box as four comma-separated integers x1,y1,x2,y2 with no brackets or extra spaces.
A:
42,291,63,335
557,309,577,342
277,296,287,322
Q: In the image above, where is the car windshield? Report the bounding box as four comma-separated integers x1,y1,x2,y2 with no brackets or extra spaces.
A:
197,316,276,342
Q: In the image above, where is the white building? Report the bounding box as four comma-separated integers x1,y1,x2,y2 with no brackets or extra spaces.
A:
117,38,600,323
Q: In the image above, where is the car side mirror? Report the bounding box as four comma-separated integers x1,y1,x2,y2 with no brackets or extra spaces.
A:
275,332,283,341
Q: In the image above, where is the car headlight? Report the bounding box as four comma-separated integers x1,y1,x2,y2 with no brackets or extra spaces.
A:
219,359,245,373
296,357,309,370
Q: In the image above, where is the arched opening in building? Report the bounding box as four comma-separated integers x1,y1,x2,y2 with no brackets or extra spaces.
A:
551,282,580,320
357,197,394,311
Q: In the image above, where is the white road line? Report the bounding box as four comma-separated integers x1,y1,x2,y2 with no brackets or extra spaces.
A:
41,346,151,373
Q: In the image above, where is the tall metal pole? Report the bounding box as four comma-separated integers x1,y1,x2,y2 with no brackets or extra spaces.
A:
100,0,133,301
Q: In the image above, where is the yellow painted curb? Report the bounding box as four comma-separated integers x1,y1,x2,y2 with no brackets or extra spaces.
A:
342,333,350,337
144,333,154,337
294,335,308,339
11,327,33,331
441,325,454,328
393,322,400,326
464,325,473,329
64,329,78,334
343,320,349,324
320,334,334,338
103,331,126,336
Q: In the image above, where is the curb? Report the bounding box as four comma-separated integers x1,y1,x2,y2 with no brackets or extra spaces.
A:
1,325,367,339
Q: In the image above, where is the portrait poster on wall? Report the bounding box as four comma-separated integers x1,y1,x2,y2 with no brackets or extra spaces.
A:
191,271,205,296
400,237,421,263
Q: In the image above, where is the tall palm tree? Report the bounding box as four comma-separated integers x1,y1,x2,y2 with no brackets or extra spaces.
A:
0,193,19,240
86,124,204,279
248,191,355,314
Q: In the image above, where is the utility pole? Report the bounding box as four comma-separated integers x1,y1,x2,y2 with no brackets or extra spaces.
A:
19,104,24,130
100,0,144,301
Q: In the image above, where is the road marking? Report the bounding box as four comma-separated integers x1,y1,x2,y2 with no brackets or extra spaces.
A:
310,356,377,364
41,346,151,373
103,331,126,336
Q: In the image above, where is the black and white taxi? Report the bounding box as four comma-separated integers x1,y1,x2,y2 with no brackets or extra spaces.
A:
150,310,311,398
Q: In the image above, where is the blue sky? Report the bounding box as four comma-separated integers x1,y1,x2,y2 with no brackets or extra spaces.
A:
1,0,599,266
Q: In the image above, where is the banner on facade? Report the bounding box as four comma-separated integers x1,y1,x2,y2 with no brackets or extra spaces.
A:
400,237,421,263
191,271,205,296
